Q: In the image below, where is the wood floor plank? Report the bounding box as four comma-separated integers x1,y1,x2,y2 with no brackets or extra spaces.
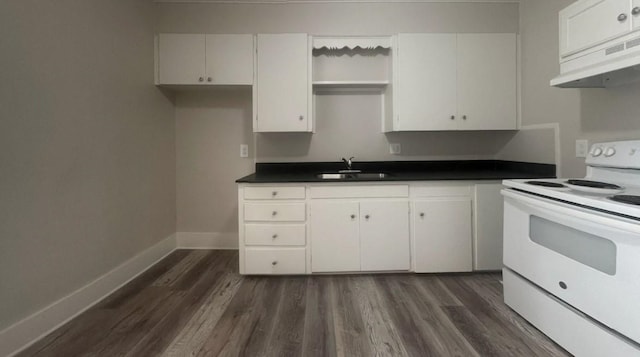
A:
331,276,373,357
17,251,571,357
301,276,337,357
126,251,240,356
377,275,479,357
350,276,408,357
264,277,308,356
162,270,244,356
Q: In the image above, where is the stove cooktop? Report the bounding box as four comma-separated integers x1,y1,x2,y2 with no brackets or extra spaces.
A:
503,178,640,219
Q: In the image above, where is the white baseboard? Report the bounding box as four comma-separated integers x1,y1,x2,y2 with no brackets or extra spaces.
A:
0,234,177,357
176,232,238,249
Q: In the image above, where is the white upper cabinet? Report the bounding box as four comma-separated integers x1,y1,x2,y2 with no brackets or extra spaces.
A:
560,0,631,58
255,33,311,132
396,34,457,131
457,33,517,130
394,33,517,131
156,33,253,85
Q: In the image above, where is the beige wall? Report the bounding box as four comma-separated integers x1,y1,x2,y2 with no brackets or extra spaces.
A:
0,0,175,331
518,0,640,177
157,1,520,234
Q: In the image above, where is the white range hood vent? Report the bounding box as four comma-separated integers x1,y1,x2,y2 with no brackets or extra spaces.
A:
551,35,640,88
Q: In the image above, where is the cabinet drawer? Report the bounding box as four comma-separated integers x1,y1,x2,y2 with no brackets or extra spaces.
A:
245,224,306,246
244,248,306,274
309,185,409,199
411,185,471,197
244,202,306,222
244,186,305,200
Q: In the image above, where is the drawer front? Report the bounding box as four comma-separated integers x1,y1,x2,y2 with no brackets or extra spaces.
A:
245,224,306,246
244,248,306,274
244,186,306,200
411,185,471,197
244,202,306,222
309,185,409,199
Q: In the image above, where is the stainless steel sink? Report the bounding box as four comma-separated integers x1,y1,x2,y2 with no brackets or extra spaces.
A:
315,172,392,180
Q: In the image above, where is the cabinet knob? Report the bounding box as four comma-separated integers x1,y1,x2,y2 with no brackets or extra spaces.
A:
272,211,278,216
272,261,278,266
450,115,455,120
299,115,304,121
633,7,640,15
272,234,278,239
618,13,628,21
350,214,356,219
365,214,370,220
462,115,467,120
207,77,212,82
272,191,278,197
198,77,204,82
419,212,425,218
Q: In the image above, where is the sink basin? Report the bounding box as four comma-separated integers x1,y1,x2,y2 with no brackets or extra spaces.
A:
315,172,392,180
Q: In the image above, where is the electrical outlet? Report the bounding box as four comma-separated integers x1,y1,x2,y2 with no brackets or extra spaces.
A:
390,143,401,155
576,139,588,158
240,144,249,158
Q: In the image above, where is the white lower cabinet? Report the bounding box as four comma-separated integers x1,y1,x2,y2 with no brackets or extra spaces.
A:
240,182,497,275
309,185,410,273
412,185,473,273
309,201,360,272
239,185,307,275
474,182,504,270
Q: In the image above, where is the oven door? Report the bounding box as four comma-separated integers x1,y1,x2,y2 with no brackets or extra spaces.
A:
502,189,640,344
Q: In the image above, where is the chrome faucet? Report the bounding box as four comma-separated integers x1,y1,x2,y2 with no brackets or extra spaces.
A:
342,157,355,170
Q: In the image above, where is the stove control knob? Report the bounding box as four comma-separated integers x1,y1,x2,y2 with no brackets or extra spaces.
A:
590,146,603,157
604,147,616,157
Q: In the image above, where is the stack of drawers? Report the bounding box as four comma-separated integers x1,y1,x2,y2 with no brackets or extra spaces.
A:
240,186,307,274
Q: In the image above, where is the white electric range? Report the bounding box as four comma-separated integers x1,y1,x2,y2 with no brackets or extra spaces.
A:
501,140,640,357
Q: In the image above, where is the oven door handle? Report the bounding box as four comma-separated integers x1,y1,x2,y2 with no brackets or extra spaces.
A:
502,189,640,235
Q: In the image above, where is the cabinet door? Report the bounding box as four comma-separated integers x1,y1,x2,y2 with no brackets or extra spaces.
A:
414,198,472,273
396,34,457,131
457,33,517,130
360,200,410,271
560,0,630,57
256,34,310,132
205,34,254,85
157,34,206,85
474,183,504,270
310,201,360,272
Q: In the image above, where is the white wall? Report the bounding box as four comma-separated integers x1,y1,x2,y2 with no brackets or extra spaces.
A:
156,1,520,235
0,0,175,332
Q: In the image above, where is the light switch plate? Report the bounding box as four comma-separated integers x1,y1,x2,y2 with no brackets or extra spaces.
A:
390,143,401,154
240,144,249,158
576,139,588,158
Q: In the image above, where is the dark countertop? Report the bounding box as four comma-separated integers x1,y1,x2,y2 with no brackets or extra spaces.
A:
236,160,556,183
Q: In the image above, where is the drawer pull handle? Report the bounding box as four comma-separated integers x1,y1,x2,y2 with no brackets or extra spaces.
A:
350,214,356,219
272,191,278,196
272,211,278,216
618,13,628,21
272,261,278,266
633,7,640,15
365,214,370,220
272,234,278,239
450,115,455,120
419,212,425,218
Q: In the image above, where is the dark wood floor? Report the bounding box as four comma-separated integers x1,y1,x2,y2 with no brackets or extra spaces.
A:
18,250,569,356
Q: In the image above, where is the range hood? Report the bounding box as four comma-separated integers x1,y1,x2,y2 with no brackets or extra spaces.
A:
551,35,640,88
